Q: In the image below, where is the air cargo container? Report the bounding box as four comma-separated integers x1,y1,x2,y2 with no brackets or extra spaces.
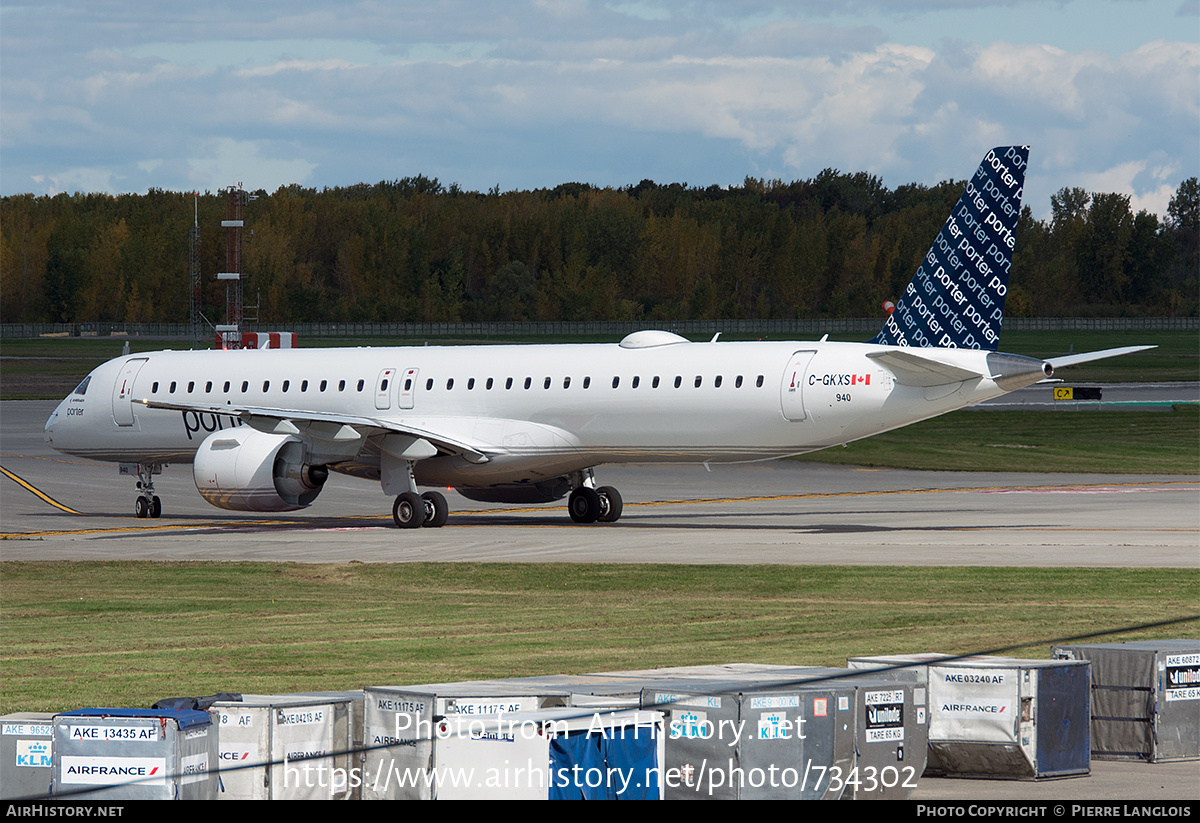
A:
645,669,925,800
50,708,217,800
1052,640,1199,762
362,681,571,799
432,707,664,799
848,653,1090,780
210,694,356,799
1,713,54,799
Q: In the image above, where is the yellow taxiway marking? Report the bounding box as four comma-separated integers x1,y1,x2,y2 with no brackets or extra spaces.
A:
1,479,1195,540
0,465,83,515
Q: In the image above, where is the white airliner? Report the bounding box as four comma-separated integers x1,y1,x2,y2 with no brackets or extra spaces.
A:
43,147,1150,528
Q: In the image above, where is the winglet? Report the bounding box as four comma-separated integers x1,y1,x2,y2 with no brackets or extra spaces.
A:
870,146,1029,351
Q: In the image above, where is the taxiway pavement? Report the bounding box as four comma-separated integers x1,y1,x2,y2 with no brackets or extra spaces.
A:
2,399,1197,801
2,400,1196,566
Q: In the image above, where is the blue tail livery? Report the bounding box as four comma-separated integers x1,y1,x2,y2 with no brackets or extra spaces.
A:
870,145,1029,350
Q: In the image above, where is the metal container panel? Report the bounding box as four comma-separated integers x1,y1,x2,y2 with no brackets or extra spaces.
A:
644,674,925,800
1,713,55,800
1053,640,1199,762
50,709,217,800
850,654,1090,780
211,695,355,800
431,707,664,800
362,682,571,799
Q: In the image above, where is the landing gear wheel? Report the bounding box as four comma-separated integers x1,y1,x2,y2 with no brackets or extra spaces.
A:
133,463,162,521
393,492,426,529
596,486,623,523
568,487,601,523
420,491,448,528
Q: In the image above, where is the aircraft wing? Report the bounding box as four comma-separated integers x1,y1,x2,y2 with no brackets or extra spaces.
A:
1044,345,1156,370
866,349,985,387
137,398,491,463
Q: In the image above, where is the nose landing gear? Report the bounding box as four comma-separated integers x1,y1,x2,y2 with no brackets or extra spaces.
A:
130,463,163,518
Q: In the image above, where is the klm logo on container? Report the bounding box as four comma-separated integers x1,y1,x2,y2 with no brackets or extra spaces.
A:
17,740,51,767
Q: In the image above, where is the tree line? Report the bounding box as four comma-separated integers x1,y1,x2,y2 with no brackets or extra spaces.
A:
2,172,1196,326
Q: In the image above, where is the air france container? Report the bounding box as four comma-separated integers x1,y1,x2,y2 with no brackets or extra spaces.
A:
848,654,1090,780
50,709,217,800
362,681,571,800
210,694,356,799
1052,640,1199,762
245,689,365,798
1,713,54,799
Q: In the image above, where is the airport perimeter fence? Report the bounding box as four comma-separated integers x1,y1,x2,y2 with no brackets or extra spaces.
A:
1,316,1197,340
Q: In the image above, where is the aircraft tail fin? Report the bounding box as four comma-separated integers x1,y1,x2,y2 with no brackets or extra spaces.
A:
869,146,1029,351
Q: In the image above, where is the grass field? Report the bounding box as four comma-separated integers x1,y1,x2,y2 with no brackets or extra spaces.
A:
1,561,1195,714
791,406,1199,474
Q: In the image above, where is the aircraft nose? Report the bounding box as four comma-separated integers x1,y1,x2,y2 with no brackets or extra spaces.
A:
44,396,69,445
44,408,59,444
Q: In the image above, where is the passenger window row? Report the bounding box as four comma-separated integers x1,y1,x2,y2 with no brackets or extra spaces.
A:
424,374,766,391
149,373,767,396
149,378,367,394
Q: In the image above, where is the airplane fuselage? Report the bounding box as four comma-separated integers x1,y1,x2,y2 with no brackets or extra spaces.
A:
45,336,1030,499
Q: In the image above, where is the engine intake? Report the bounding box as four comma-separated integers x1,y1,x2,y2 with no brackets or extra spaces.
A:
193,427,327,512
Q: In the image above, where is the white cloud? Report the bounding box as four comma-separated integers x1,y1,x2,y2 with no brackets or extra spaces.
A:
973,43,1107,117
238,58,367,77
186,138,318,193
30,167,120,196
1077,157,1186,218
1,0,1195,218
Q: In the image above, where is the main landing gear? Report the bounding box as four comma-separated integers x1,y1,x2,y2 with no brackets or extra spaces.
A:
567,470,623,524
388,469,623,529
392,490,449,529
132,463,163,519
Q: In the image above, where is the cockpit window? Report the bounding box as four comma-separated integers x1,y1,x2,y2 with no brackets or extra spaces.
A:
72,376,91,396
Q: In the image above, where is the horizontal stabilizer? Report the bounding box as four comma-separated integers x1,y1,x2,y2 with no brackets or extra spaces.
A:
866,349,985,387
1045,346,1156,370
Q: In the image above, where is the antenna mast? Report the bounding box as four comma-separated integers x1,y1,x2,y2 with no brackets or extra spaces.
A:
215,184,246,349
188,193,203,349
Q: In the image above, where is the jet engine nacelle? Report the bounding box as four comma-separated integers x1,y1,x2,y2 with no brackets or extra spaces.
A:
193,427,328,512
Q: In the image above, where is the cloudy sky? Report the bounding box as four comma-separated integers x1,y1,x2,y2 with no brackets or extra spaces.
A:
2,0,1196,217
